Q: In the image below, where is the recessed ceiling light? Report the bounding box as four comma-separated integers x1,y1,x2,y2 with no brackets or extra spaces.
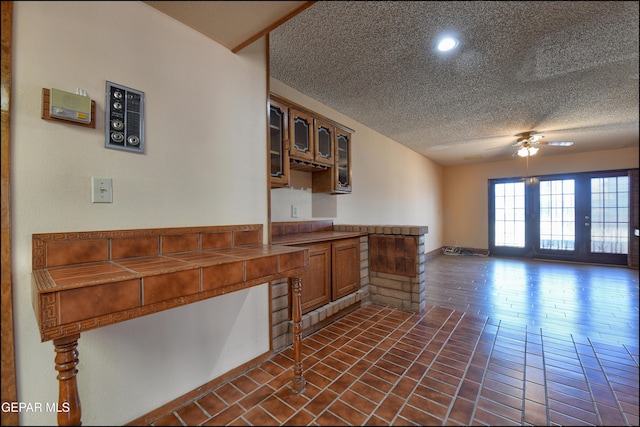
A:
436,36,459,52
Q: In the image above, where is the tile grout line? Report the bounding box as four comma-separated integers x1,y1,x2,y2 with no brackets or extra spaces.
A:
384,307,453,425
313,306,432,425
440,312,492,425
193,400,212,423
289,305,413,426
585,335,631,426
466,319,502,425
525,326,549,426
385,308,475,425
329,307,426,425
621,342,640,367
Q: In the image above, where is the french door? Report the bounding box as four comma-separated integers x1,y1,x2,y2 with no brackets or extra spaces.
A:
489,170,633,265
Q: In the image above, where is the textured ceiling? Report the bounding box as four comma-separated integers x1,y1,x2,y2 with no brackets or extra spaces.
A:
269,1,639,166
149,1,639,166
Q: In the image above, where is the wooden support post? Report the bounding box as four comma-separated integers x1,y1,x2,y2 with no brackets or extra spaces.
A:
53,334,81,426
289,276,306,394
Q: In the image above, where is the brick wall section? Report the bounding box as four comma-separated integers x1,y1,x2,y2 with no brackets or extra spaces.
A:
335,225,428,313
270,223,427,353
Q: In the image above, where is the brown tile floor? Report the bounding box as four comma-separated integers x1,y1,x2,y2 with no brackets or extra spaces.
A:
149,257,639,426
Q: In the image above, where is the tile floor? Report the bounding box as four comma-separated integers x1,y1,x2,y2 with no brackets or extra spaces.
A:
148,257,639,426
150,305,638,426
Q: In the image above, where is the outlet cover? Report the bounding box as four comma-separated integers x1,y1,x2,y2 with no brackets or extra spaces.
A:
91,177,113,203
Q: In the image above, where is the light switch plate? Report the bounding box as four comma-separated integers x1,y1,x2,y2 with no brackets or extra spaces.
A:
91,177,112,203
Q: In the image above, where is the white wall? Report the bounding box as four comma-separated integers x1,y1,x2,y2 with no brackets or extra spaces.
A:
270,79,444,253
12,2,269,425
443,147,640,249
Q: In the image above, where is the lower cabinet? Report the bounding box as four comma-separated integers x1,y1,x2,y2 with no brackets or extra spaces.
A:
292,237,361,315
300,243,331,313
332,237,361,300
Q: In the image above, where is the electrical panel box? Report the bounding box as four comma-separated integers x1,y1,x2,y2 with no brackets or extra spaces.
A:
49,88,92,124
105,81,144,153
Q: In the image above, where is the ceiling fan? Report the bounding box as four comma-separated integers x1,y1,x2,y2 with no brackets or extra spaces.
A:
512,131,574,157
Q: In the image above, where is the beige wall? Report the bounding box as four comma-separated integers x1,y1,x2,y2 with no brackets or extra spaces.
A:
443,147,640,250
270,79,445,253
12,3,446,425
12,2,269,425
10,2,637,425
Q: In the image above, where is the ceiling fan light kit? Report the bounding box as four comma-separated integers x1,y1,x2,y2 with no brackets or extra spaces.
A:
512,131,574,157
517,145,539,157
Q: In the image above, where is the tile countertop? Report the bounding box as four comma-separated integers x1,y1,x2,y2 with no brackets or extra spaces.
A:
34,244,306,292
272,230,367,246
32,244,309,342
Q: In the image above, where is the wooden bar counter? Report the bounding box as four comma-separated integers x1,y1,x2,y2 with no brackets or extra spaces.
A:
31,224,308,426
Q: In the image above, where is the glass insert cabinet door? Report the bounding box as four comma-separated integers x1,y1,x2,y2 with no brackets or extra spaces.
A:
314,118,334,167
269,99,289,187
289,108,314,162
489,171,630,265
335,128,352,192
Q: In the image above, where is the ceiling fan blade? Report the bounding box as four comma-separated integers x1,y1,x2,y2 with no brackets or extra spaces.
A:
536,140,574,146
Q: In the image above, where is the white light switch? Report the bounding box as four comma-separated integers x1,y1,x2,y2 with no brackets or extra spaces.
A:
291,205,299,218
91,177,113,203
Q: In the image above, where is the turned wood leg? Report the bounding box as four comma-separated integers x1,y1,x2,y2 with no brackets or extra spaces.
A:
54,334,81,426
289,276,306,394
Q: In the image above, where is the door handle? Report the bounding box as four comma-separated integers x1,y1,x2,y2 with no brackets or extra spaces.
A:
585,222,590,227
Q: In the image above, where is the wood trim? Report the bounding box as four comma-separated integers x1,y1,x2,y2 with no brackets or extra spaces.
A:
266,32,272,245
1,1,18,425
629,169,639,269
231,1,316,54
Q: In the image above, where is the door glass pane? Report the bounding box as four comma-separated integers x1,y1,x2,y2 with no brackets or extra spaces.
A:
269,106,283,177
590,176,629,254
494,182,525,247
539,179,575,250
337,133,349,186
293,117,310,153
317,126,331,159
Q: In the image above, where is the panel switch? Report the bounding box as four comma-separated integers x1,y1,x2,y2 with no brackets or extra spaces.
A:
292,205,299,218
91,177,113,203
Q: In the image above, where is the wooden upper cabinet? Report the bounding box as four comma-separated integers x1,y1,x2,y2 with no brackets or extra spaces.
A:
289,108,315,163
269,99,290,188
269,94,353,193
314,118,334,167
334,127,352,193
312,126,352,194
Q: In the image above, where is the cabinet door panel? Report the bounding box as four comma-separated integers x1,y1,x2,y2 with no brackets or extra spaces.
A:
312,127,352,194
314,118,334,166
332,238,360,300
289,109,315,162
334,128,352,193
269,99,289,188
300,243,331,314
